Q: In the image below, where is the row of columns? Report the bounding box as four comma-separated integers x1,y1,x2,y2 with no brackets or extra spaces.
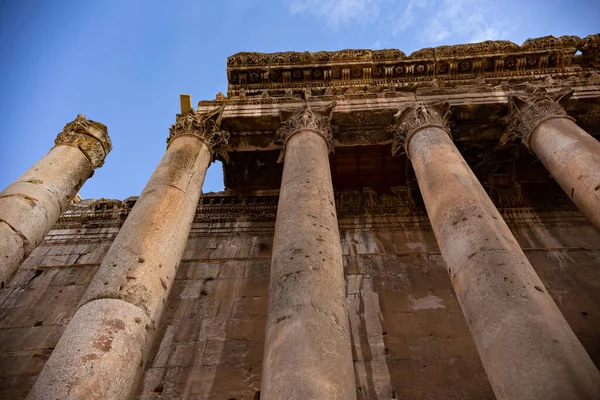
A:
508,86,600,231
0,87,598,399
28,108,229,399
393,100,600,399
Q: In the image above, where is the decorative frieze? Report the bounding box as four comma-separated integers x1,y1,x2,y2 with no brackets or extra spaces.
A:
276,102,336,161
391,102,451,157
580,34,600,66
225,34,600,98
505,86,574,148
55,114,112,168
167,107,230,155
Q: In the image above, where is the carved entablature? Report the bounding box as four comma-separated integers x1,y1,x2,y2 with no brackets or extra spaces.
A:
226,34,599,98
505,86,574,148
55,114,112,169
276,102,336,162
168,106,230,157
391,102,451,158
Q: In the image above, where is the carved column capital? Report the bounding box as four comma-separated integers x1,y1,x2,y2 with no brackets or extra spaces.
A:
276,102,336,162
391,101,451,158
506,86,574,148
168,106,230,158
54,114,112,168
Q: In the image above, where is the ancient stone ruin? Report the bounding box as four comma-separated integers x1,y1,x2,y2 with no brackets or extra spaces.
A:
1,34,600,399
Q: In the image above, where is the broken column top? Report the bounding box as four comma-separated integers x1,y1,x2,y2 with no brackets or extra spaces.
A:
55,114,112,169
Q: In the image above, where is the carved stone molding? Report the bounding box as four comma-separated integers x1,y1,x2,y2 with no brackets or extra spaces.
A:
168,106,230,157
580,34,600,67
505,86,574,148
391,102,451,158
276,102,336,162
225,33,600,98
54,114,112,169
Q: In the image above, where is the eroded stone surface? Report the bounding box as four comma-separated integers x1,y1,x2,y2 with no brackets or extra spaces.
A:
54,114,112,169
0,121,109,294
531,118,600,231
0,222,24,287
1,194,600,399
261,126,356,400
406,124,600,399
29,135,213,399
26,299,151,400
1,35,600,400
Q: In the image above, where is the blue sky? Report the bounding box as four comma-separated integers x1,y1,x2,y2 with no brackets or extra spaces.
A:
0,0,598,200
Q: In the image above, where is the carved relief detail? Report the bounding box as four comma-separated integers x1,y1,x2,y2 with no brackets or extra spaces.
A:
506,86,574,148
55,114,112,169
276,102,336,162
225,34,598,99
168,106,230,155
580,34,600,66
391,102,451,157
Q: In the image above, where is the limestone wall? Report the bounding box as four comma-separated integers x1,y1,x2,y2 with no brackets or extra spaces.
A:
1,196,599,399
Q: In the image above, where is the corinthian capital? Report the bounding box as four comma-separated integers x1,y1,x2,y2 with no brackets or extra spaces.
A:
168,106,230,156
276,102,336,162
54,114,112,169
391,101,451,157
506,86,574,148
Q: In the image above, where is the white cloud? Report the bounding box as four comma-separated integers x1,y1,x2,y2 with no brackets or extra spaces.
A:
285,0,382,28
418,0,514,44
390,0,431,35
284,0,515,45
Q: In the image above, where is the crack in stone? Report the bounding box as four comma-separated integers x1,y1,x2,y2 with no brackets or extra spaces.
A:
0,219,29,255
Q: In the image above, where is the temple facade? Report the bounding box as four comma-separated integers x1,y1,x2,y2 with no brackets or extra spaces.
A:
1,34,600,399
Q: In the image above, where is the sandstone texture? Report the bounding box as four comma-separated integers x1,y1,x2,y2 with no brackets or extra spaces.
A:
29,134,212,399
407,123,600,399
0,115,110,289
3,194,600,399
262,129,355,400
531,118,600,231
2,33,600,399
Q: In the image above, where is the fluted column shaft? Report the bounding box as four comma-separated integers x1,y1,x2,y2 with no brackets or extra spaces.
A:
394,102,600,400
509,87,600,230
261,104,356,400
28,109,228,400
0,115,111,287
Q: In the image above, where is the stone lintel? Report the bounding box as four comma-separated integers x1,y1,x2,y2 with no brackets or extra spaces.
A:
54,114,112,169
195,81,599,152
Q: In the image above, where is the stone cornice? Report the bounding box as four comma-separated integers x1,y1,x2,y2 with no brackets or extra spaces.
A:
54,114,112,169
276,102,336,162
168,106,230,157
391,102,451,158
226,34,600,97
504,85,575,148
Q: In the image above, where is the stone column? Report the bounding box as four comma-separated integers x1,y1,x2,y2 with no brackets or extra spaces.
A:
507,86,600,231
28,108,228,400
0,115,111,287
261,104,356,400
392,102,600,400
